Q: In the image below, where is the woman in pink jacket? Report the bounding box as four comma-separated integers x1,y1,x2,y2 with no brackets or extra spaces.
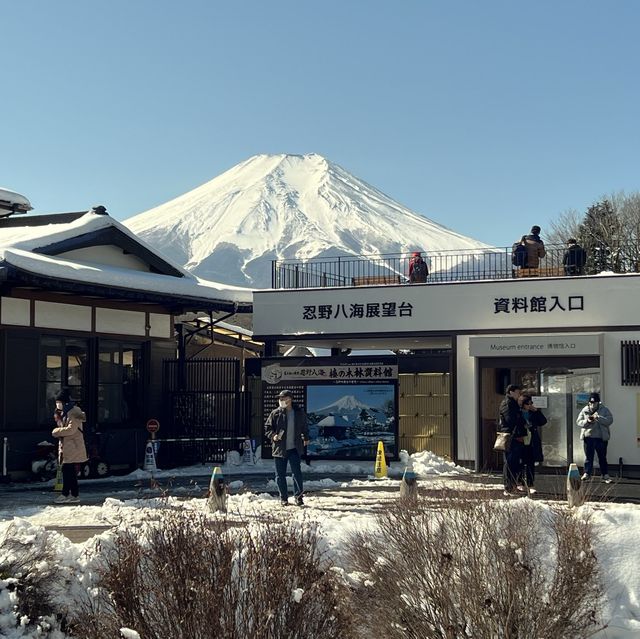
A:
51,389,88,503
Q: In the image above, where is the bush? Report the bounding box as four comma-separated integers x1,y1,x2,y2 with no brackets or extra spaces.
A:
346,488,604,639
0,522,66,637
70,510,354,639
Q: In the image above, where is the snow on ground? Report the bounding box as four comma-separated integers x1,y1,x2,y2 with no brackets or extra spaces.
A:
1,451,639,638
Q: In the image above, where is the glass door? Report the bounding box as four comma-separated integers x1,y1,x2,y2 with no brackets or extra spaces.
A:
479,359,600,472
538,371,570,467
568,368,601,467
539,367,600,468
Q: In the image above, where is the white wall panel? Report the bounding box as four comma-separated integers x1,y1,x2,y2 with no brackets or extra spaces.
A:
59,245,151,271
96,308,145,336
456,334,477,465
35,301,92,331
149,313,172,338
602,332,640,467
1,297,30,326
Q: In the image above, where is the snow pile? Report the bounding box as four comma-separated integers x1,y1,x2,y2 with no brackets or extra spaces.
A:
401,449,472,477
0,481,639,637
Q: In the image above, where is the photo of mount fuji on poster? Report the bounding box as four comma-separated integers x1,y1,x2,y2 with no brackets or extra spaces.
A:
305,385,396,459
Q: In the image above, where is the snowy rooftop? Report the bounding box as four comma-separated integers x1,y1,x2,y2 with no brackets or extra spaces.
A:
0,210,253,310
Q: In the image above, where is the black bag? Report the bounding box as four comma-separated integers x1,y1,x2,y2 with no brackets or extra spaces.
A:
512,243,528,268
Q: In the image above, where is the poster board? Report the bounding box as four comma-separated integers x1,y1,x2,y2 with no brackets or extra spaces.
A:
261,357,398,461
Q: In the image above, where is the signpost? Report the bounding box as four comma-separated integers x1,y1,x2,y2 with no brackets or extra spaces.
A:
145,419,160,471
146,419,160,435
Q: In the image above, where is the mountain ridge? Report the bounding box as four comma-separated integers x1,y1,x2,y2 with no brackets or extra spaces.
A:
124,153,489,288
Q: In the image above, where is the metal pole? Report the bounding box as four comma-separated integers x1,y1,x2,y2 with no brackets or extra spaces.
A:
2,437,7,480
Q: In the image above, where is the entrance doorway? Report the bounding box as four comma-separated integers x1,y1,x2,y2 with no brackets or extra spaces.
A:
479,357,600,471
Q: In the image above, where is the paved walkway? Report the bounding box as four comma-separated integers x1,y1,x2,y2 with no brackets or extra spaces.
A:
460,471,640,503
44,525,112,543
26,471,640,544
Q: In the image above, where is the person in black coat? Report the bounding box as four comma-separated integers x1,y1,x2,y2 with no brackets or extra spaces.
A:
517,394,547,493
563,238,587,276
498,384,524,494
264,389,310,506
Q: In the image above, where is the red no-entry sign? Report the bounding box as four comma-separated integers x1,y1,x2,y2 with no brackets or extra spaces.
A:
146,419,160,434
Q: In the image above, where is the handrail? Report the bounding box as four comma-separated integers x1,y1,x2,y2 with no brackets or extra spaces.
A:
271,243,640,289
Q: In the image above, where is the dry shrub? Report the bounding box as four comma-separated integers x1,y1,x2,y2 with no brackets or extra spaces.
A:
347,489,604,639
70,509,354,639
0,522,66,635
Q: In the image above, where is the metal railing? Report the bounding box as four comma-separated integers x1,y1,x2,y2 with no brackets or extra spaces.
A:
272,243,640,289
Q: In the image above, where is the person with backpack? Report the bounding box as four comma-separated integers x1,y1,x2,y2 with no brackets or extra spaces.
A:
511,236,528,269
409,251,429,283
563,238,587,275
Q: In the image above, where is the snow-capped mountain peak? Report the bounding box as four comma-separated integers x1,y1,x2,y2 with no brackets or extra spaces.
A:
316,395,371,414
124,153,489,288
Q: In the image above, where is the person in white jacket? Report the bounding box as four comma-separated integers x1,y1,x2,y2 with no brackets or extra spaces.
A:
576,392,613,483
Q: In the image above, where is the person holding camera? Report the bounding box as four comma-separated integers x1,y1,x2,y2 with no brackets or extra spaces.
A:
576,392,613,483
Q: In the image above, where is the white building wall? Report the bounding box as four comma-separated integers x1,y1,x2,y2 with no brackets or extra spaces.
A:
602,332,640,467
456,335,478,465
254,275,640,471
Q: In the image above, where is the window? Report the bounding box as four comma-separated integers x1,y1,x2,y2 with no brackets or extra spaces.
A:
40,336,88,423
98,341,143,424
621,341,640,386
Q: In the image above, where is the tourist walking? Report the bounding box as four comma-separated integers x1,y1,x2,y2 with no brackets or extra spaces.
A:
265,389,310,506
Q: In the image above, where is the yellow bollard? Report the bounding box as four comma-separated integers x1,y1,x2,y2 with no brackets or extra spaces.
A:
53,463,63,492
374,441,388,479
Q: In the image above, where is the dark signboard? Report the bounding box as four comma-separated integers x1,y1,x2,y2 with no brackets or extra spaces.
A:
260,357,398,461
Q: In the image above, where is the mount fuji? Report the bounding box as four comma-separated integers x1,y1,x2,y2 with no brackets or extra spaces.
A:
316,395,371,414
124,153,489,288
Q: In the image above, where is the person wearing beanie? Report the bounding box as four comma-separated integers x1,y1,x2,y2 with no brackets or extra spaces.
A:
51,388,88,503
523,225,546,269
563,238,587,276
576,392,613,482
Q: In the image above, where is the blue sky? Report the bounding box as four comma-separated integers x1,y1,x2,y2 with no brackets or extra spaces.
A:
2,1,639,247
